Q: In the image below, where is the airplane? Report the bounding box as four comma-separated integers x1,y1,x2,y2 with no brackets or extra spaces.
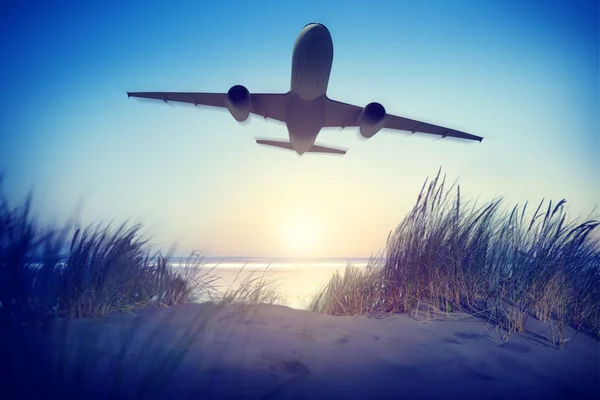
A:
127,22,483,156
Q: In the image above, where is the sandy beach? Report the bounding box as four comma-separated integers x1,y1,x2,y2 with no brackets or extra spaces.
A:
28,301,598,400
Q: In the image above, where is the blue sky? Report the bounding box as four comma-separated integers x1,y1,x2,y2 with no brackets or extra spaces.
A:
1,0,598,257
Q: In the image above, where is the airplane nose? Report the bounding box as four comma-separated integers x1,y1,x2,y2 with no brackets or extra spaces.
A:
300,23,331,46
302,22,330,35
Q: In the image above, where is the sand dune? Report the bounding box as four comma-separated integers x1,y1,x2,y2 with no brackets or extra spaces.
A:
34,302,599,399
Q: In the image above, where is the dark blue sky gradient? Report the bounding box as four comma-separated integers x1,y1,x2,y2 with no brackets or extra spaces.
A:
1,0,598,256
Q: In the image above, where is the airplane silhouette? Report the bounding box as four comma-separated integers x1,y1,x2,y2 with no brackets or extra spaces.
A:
128,23,483,156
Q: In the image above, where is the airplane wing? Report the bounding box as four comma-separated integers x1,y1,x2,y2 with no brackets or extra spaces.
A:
324,98,483,142
127,91,289,123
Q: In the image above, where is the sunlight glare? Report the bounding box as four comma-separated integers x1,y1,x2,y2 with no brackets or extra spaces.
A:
282,212,321,256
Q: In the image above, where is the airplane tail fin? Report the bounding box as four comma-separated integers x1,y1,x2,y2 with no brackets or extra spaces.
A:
255,139,346,155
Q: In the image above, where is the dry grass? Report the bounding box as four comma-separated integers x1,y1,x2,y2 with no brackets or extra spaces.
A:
217,265,283,306
312,169,600,348
0,179,280,398
59,224,197,318
310,263,387,316
0,179,227,322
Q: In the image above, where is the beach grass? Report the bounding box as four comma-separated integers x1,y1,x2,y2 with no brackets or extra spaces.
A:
0,179,276,398
0,211,210,322
311,169,600,347
218,265,283,306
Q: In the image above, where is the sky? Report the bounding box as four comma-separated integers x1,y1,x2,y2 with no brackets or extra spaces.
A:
0,0,598,258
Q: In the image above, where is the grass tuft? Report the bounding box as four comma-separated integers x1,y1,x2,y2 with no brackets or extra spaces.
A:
218,265,283,306
0,178,264,398
312,169,600,347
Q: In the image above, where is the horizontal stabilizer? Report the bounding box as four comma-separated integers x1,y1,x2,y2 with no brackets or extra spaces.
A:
256,139,295,151
255,139,346,155
307,144,346,155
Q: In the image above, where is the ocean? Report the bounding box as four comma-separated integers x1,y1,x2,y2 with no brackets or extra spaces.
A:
180,257,379,310
170,256,375,269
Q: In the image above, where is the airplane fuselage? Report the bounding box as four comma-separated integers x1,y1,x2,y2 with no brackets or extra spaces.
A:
286,23,334,154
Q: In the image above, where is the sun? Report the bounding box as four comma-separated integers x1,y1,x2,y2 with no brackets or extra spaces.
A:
282,213,320,256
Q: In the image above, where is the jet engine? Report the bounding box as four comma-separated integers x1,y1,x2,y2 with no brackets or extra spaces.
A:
226,85,252,122
357,102,386,139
